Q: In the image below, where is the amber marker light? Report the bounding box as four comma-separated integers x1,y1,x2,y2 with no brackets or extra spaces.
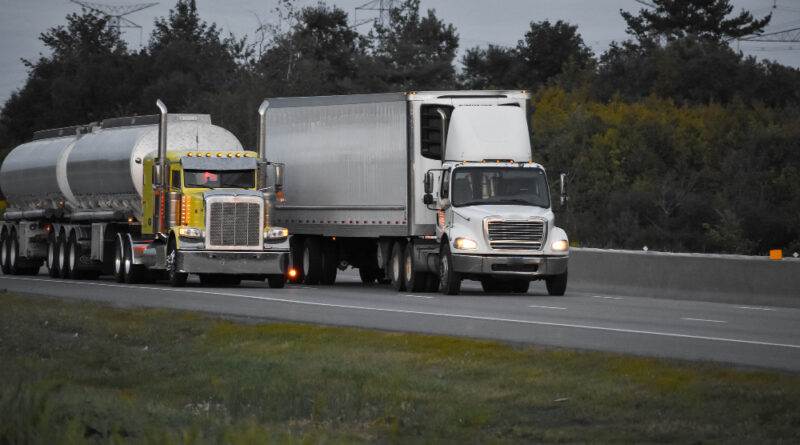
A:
288,268,298,279
206,153,212,157
236,153,242,158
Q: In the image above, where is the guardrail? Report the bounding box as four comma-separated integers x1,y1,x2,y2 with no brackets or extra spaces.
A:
568,248,800,308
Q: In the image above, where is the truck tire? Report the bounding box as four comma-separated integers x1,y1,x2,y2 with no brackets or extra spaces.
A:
166,238,187,287
389,241,406,291
7,231,19,275
403,242,426,292
545,270,568,296
67,232,82,280
123,235,145,284
57,231,69,279
439,243,461,295
320,238,338,285
302,238,322,285
47,232,60,278
267,274,285,289
289,236,304,284
0,230,9,274
113,233,125,283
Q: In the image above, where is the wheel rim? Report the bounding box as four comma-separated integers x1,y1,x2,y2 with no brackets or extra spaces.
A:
440,255,448,287
1,237,7,267
69,240,78,273
303,247,310,275
47,239,56,269
392,251,400,282
404,254,413,282
124,247,132,276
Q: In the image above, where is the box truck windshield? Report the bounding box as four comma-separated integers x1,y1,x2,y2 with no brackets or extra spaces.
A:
451,167,550,208
184,170,255,188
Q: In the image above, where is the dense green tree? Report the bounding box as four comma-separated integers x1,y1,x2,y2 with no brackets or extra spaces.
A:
620,0,772,42
459,20,592,91
371,0,459,90
0,11,136,149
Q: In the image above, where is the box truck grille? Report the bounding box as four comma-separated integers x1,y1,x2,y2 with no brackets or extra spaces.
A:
208,201,261,248
486,220,545,250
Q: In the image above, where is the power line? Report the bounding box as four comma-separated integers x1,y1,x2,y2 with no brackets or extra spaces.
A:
352,0,405,28
69,0,158,47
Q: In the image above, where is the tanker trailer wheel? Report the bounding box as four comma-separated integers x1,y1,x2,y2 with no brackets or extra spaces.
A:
403,242,426,292
46,231,60,278
439,243,461,295
166,237,187,287
57,230,70,279
0,229,9,274
389,240,406,292
112,233,125,282
302,238,322,285
8,229,20,275
545,269,568,296
123,234,145,284
67,231,83,280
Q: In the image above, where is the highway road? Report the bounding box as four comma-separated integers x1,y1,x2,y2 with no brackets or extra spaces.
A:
2,270,799,372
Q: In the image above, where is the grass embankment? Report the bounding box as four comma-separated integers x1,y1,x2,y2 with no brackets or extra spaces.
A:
1,292,798,444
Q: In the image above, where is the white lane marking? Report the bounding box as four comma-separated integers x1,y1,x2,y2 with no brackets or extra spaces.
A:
5,276,800,350
592,295,623,300
681,317,728,324
403,294,434,299
738,306,776,312
528,305,567,310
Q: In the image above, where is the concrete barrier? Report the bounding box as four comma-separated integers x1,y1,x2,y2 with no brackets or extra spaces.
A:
568,248,800,308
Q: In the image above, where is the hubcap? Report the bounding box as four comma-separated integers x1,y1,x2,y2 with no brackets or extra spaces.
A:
303,247,310,274
114,240,122,275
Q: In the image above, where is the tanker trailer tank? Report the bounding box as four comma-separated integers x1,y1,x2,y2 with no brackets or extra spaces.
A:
0,103,290,288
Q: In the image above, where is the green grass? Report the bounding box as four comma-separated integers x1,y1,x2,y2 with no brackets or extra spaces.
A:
1,292,798,444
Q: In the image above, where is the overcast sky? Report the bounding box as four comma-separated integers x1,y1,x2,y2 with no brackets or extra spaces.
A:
1,0,799,105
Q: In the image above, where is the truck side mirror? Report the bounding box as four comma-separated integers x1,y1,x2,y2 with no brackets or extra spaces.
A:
424,171,434,194
152,164,162,189
559,173,568,208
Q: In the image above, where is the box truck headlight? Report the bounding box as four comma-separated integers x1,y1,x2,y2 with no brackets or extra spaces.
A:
551,239,568,251
265,227,289,241
178,226,203,239
454,237,478,250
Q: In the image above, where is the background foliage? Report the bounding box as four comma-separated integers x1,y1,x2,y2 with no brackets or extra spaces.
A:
1,0,798,254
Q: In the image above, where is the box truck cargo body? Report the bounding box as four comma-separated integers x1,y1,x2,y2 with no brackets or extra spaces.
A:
261,91,569,295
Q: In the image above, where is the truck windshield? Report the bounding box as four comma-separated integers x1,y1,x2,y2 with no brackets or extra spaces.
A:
184,170,255,188
451,167,550,208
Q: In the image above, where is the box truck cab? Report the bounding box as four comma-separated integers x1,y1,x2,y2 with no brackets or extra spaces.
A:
261,90,568,295
425,104,569,295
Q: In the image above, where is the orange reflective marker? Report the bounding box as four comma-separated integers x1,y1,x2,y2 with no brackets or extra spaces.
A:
769,249,783,260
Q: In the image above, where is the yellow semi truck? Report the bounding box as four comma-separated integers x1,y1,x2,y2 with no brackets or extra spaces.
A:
0,100,290,287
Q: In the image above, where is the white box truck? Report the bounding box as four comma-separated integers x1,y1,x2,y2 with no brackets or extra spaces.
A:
259,91,569,295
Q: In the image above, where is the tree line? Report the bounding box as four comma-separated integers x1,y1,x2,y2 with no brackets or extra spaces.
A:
1,0,798,255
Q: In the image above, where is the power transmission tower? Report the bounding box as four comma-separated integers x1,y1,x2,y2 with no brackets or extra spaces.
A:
70,0,158,46
739,27,800,42
352,0,405,28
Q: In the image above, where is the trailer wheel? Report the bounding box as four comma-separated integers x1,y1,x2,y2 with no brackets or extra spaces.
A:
166,238,187,287
67,232,82,280
545,270,568,296
0,229,9,274
7,230,20,275
113,233,125,282
302,238,322,285
403,242,426,292
320,238,338,285
123,235,144,284
57,230,70,279
439,243,461,295
267,274,285,289
46,231,60,278
389,241,406,292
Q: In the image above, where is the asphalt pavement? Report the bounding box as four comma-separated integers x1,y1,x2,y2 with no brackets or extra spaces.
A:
2,269,798,372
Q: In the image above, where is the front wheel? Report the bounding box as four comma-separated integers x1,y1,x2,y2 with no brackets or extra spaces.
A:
166,239,187,287
389,241,405,292
439,243,461,295
545,270,568,296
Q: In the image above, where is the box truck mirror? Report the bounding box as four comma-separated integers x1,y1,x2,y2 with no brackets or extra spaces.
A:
559,173,568,208
424,171,434,194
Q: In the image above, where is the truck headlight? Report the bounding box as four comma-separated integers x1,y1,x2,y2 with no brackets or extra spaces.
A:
454,237,478,250
551,239,568,251
265,227,289,241
178,226,203,239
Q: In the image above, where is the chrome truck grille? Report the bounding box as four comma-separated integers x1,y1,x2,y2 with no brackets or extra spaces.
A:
205,196,264,251
485,219,546,250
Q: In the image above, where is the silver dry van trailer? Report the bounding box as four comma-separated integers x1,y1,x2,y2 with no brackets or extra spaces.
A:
259,91,569,295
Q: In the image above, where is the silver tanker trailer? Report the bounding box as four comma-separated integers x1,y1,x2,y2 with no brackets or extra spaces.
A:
0,100,290,287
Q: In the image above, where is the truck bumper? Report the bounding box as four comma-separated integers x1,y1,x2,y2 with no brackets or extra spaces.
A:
451,254,568,277
176,250,290,275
